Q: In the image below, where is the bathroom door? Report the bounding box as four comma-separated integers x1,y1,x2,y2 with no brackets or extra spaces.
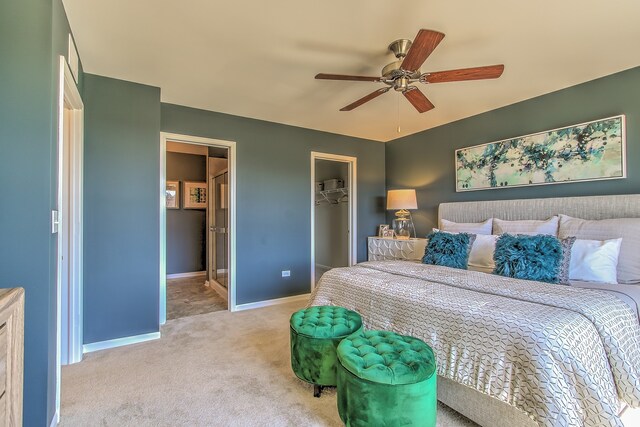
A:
209,171,229,288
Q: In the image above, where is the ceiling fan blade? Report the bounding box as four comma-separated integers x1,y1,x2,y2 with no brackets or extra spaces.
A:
403,87,435,113
340,87,390,111
425,65,505,83
315,73,381,82
401,29,445,71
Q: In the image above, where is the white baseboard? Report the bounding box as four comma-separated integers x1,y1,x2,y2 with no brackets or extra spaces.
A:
234,293,310,312
83,331,161,354
50,410,60,427
167,271,206,279
205,280,229,302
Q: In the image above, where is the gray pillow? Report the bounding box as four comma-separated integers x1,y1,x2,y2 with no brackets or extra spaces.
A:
493,216,559,236
440,218,492,235
558,214,640,284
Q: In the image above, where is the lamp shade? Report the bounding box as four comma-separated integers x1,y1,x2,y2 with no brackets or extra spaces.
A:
386,189,417,210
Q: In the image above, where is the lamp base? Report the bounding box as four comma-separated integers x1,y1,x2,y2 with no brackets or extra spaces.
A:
392,218,412,240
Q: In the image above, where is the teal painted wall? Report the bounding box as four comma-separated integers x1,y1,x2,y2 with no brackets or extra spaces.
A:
386,67,640,236
83,74,161,343
0,0,82,425
161,103,386,304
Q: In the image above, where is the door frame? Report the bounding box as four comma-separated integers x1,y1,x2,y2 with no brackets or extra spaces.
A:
310,152,357,290
55,55,84,421
160,133,237,322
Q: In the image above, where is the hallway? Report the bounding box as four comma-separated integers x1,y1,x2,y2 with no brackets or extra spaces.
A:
166,277,226,320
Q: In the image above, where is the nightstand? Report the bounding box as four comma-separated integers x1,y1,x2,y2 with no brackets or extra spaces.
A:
367,237,427,262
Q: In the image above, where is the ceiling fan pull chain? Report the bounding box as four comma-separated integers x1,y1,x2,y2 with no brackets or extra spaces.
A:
397,93,401,134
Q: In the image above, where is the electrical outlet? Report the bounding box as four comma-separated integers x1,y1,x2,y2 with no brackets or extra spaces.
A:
282,270,291,277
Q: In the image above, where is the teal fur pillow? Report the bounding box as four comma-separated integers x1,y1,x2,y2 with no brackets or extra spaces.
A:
494,234,563,283
422,231,476,270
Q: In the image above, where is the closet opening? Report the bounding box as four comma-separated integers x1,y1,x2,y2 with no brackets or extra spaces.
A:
310,152,357,288
161,135,235,321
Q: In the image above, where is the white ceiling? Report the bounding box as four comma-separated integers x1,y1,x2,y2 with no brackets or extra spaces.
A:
63,0,640,142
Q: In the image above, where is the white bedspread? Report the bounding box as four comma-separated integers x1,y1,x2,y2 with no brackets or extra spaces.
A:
309,261,640,427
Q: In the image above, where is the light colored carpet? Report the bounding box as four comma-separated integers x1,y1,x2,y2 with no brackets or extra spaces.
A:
60,301,477,426
166,277,227,320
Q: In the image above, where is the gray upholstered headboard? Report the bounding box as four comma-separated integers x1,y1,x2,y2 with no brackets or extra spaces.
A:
438,194,640,225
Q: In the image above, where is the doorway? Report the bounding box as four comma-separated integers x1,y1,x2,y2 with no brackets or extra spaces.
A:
310,152,357,288
160,133,237,323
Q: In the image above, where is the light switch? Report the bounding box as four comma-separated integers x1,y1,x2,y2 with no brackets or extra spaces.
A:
52,210,60,234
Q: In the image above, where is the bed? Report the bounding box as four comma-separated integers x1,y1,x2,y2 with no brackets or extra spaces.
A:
309,194,640,427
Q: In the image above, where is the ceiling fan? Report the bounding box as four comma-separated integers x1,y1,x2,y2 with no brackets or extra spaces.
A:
315,29,504,113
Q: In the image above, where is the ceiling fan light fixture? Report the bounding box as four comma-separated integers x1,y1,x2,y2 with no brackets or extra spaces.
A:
394,77,410,92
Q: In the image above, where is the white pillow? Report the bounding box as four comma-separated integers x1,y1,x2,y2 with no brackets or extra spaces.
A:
468,234,498,274
569,238,622,284
493,216,559,236
440,218,493,235
559,214,640,284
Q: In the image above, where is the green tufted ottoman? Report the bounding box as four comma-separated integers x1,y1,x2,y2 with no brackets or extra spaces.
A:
336,330,437,427
290,305,363,397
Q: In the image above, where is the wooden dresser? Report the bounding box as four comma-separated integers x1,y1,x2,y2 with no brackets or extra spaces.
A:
0,288,24,427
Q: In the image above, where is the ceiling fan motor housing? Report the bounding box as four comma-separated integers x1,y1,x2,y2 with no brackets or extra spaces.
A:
382,61,421,80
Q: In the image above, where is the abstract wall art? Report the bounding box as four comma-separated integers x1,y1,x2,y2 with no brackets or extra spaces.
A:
183,181,207,209
455,115,626,192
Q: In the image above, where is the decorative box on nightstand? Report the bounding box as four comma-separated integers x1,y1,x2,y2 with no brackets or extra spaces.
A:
367,237,427,262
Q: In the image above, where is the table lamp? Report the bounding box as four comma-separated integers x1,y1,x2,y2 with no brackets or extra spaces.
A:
386,189,417,240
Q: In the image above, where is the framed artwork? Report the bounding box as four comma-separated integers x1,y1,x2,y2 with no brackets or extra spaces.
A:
166,181,179,209
183,181,207,209
382,229,395,238
378,224,390,237
455,115,626,192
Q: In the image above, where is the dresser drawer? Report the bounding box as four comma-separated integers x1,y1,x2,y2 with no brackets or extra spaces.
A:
367,237,427,261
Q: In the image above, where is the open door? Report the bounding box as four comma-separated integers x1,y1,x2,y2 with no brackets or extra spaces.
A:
209,170,229,291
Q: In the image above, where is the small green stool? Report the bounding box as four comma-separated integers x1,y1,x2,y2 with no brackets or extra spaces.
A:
337,330,437,427
290,305,363,397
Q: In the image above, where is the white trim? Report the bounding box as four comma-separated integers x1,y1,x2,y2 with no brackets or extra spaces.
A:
160,132,237,320
50,410,60,427
82,332,161,354
205,280,229,301
55,55,84,422
234,293,311,311
310,152,357,292
166,271,206,279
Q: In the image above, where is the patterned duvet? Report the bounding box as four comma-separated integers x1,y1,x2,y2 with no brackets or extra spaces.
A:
309,261,640,427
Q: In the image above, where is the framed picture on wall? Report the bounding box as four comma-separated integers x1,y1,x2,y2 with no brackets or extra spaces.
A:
166,180,180,209
184,181,207,209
